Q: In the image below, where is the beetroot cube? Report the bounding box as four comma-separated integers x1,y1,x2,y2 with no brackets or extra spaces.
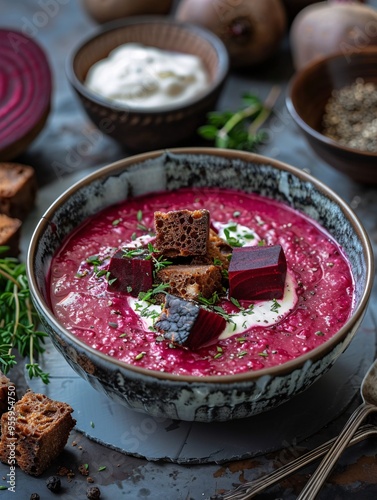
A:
228,245,287,300
107,249,153,296
155,294,226,350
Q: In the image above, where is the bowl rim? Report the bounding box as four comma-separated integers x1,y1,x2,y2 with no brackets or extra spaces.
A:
65,16,230,114
286,48,377,158
27,147,375,384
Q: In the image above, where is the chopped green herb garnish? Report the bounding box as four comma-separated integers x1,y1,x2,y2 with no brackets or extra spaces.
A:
270,298,281,313
230,297,242,309
90,421,95,428
86,255,102,266
112,218,122,226
197,291,221,306
108,322,118,329
236,337,247,343
135,352,146,361
223,227,243,247
237,351,248,358
138,283,169,303
315,331,325,336
98,466,107,472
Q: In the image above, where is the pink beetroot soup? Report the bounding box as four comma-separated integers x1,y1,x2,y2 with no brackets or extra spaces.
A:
48,187,354,377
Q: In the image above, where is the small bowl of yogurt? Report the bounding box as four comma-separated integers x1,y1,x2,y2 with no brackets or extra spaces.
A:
66,17,229,152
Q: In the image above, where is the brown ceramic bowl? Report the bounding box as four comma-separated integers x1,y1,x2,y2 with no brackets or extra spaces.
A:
66,17,229,152
286,48,377,184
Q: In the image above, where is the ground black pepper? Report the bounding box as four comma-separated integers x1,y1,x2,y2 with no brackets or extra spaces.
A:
322,78,377,152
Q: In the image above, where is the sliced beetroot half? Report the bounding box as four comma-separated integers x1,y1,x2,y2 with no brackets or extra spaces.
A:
107,249,153,296
229,244,287,300
155,294,226,350
0,30,52,160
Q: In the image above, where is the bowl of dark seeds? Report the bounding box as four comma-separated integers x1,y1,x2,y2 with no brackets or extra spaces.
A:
286,47,377,183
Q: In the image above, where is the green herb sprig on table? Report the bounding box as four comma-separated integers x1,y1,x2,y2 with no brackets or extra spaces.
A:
198,86,281,151
0,247,49,384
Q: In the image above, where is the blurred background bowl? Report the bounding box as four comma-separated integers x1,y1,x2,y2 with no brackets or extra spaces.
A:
27,148,374,422
66,17,229,153
286,48,377,184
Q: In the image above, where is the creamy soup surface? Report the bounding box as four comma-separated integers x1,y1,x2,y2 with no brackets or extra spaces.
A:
48,188,354,376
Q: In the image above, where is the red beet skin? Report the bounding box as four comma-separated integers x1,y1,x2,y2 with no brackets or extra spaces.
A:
107,249,153,296
0,29,52,159
155,294,226,350
228,244,287,300
188,307,226,350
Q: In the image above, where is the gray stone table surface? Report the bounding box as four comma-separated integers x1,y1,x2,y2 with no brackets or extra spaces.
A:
1,1,377,499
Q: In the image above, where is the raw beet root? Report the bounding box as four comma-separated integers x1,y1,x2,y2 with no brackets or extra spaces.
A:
155,294,226,350
0,29,52,160
107,249,153,296
154,209,210,257
229,244,287,300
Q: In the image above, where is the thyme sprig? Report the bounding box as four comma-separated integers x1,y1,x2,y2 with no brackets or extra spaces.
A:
198,86,281,151
0,247,49,383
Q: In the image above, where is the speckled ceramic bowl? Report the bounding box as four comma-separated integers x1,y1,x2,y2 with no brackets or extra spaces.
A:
66,17,229,152
27,149,374,422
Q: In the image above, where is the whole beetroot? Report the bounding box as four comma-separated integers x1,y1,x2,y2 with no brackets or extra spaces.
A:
175,0,287,67
290,1,377,70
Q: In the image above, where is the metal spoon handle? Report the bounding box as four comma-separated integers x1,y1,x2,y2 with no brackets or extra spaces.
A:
297,402,377,500
220,423,377,500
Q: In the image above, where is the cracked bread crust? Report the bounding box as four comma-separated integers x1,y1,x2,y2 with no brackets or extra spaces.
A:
0,213,21,256
156,263,223,301
191,229,232,271
0,163,37,220
0,391,76,476
154,209,210,257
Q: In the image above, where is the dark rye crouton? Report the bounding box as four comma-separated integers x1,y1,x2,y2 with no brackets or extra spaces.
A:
191,229,232,271
0,213,21,256
156,264,223,301
0,391,76,476
154,209,210,257
0,162,37,220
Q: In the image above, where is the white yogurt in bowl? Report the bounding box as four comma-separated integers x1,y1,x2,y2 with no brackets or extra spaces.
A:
85,43,209,108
